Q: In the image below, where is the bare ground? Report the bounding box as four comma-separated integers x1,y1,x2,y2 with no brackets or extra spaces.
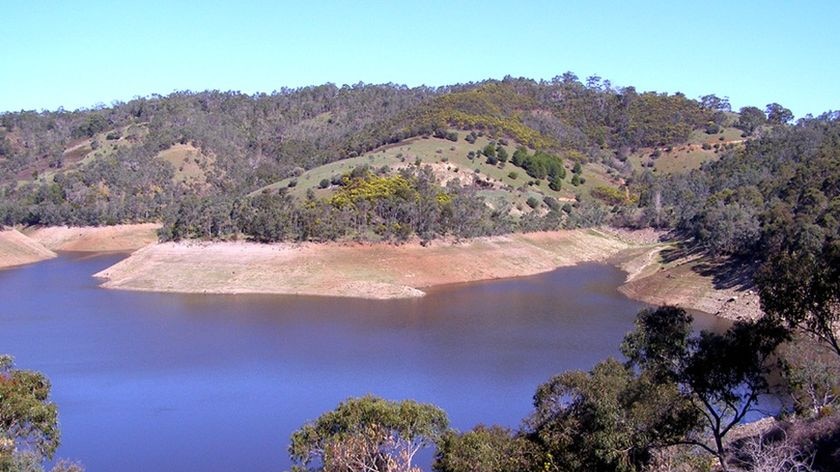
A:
24,223,161,252
616,245,764,322
94,229,632,299
0,229,56,270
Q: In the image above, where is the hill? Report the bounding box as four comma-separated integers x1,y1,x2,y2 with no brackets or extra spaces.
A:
0,75,790,245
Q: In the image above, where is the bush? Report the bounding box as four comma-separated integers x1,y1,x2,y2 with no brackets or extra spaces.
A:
318,178,330,189
705,122,722,134
526,196,540,209
483,143,496,158
508,171,518,180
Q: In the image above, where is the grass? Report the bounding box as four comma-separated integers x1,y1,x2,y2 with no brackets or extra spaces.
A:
627,127,747,175
688,126,744,145
251,131,625,213
156,143,214,186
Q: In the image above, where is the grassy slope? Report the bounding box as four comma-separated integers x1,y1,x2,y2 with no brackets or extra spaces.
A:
626,126,745,175
252,132,619,213
156,143,215,186
23,123,214,188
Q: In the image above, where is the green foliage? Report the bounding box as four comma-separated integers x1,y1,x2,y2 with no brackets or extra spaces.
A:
591,186,635,206
777,336,840,417
623,92,709,146
735,106,766,135
526,196,540,209
289,395,449,472
528,358,698,472
433,425,541,472
644,114,840,258
482,143,496,158
512,149,566,181
0,355,60,467
765,103,793,125
756,220,840,357
621,306,790,468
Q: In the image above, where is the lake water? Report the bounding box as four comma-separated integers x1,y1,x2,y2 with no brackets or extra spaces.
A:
0,253,730,471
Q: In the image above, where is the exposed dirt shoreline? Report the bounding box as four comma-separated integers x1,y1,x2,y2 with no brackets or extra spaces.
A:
2,224,763,321
94,229,633,299
23,223,161,252
0,228,57,270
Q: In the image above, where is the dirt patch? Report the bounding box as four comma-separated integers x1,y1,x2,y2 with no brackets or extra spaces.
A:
95,229,632,299
0,229,56,270
24,223,161,252
617,248,764,322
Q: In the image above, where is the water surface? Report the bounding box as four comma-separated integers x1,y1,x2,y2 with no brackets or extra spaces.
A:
0,253,728,471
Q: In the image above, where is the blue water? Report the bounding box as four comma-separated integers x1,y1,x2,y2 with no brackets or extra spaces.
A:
0,253,728,471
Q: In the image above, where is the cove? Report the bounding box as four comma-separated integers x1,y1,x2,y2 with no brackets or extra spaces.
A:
0,253,729,471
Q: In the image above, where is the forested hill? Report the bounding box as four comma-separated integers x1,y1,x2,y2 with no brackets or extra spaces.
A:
0,74,809,244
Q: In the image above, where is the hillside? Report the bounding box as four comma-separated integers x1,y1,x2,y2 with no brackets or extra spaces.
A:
0,76,737,238
1,75,808,253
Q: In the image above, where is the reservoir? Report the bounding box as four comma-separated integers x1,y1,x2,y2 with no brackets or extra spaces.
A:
0,253,729,471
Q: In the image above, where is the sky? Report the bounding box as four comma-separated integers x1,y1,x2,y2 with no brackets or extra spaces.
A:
1,0,838,117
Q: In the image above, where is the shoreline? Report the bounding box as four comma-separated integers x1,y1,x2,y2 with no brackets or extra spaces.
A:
93,229,634,300
2,224,763,321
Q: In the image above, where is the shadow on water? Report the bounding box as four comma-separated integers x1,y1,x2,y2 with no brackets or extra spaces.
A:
1,253,728,471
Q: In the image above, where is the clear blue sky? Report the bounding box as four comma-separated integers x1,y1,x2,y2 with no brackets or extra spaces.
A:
1,0,837,117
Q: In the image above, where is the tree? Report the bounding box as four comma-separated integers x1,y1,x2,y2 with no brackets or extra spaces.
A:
526,358,698,472
777,336,840,417
289,396,449,472
765,102,794,125
735,106,767,135
757,235,840,358
0,355,60,469
621,307,789,471
699,94,731,112
433,425,540,472
482,143,496,159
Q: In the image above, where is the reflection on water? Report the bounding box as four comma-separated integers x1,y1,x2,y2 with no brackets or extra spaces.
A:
0,253,728,471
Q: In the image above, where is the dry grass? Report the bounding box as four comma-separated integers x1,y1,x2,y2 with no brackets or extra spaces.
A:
156,143,215,186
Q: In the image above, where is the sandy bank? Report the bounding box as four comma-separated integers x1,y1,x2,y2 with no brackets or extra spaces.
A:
0,229,56,270
94,229,632,299
24,223,161,252
617,248,763,322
